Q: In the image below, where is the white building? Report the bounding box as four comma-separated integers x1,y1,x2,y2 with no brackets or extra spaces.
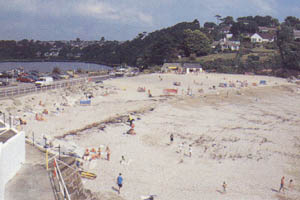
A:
0,120,25,200
251,33,275,43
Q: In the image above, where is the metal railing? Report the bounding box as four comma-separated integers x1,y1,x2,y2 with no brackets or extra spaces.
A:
0,112,18,130
47,152,77,200
0,75,111,99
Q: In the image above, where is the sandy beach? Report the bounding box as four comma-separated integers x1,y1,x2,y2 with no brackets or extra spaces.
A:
2,73,300,200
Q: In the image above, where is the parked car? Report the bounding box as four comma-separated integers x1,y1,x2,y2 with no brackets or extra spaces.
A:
0,72,13,78
35,76,54,87
0,81,9,87
17,76,37,83
28,75,39,81
28,70,40,77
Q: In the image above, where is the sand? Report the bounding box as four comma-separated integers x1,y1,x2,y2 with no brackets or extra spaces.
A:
1,73,300,200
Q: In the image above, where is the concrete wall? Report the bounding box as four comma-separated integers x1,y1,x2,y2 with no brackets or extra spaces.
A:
0,130,25,200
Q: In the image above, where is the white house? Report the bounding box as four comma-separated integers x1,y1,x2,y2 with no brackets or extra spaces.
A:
251,33,275,43
294,30,300,40
212,38,240,51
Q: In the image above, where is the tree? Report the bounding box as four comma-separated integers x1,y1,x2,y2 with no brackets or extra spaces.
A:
276,25,300,70
204,22,217,29
254,15,279,27
183,29,211,57
284,16,300,27
215,15,222,25
220,16,234,26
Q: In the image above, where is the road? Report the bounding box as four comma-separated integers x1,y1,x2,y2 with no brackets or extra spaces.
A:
0,75,111,99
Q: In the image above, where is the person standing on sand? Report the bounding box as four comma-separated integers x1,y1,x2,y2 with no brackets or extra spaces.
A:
128,115,134,126
117,173,123,194
222,181,227,193
170,134,174,144
178,142,183,153
106,146,111,161
97,147,101,159
279,176,285,192
189,145,192,157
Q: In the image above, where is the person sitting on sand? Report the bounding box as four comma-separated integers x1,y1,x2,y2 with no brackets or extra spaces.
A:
288,179,294,190
148,89,152,98
120,155,126,164
128,115,134,126
170,134,174,144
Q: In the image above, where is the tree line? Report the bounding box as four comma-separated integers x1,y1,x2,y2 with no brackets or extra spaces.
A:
0,15,300,75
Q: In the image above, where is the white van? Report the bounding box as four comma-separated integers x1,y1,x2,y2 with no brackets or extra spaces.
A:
35,76,53,87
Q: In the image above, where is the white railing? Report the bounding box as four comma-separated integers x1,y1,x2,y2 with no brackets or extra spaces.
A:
0,112,18,130
48,155,72,200
0,75,110,99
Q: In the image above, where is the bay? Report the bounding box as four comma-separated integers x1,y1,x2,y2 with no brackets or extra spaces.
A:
0,62,111,73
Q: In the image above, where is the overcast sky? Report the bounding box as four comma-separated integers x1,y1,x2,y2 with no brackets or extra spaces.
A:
0,0,299,41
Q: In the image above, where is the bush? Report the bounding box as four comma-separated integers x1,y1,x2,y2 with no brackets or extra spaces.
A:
263,42,277,49
247,55,260,61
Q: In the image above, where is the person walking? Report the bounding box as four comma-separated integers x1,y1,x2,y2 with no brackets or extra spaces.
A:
117,173,123,194
279,176,285,192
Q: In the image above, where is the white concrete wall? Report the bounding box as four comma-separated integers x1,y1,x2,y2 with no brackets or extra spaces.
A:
0,131,25,200
0,142,3,200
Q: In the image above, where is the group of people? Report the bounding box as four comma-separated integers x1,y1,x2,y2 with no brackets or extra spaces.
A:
170,134,192,157
82,146,111,161
127,115,136,135
279,176,294,193
220,176,295,195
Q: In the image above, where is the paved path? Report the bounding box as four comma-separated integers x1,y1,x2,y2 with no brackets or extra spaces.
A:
5,144,54,200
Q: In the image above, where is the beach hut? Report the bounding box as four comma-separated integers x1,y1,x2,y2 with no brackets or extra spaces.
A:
182,63,203,74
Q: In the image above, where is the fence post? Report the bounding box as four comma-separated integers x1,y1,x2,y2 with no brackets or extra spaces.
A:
32,132,35,146
9,114,12,128
46,150,49,171
58,145,61,160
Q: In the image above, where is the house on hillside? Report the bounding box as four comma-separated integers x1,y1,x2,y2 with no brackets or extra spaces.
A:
212,38,240,51
250,33,275,43
182,63,203,74
294,30,300,40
